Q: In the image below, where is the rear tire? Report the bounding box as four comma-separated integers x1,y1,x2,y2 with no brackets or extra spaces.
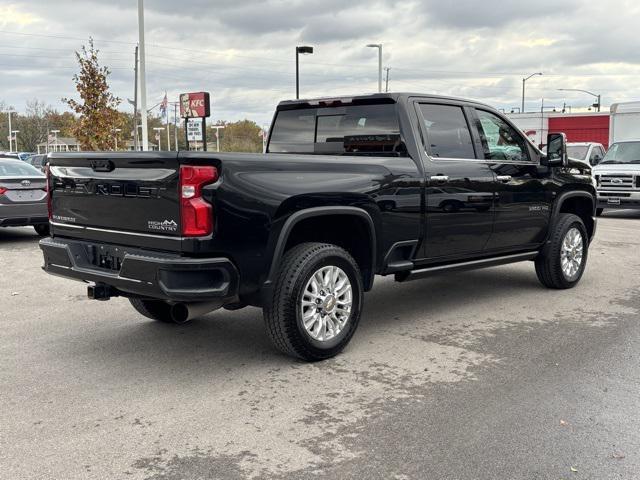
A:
129,298,175,323
263,242,363,361
596,208,604,217
34,224,50,237
535,213,588,289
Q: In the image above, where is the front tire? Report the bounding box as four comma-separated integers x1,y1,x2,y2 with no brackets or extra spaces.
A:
129,298,175,323
535,214,588,289
264,242,363,361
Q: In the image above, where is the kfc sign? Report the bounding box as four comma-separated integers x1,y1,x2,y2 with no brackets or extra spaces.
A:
179,92,210,118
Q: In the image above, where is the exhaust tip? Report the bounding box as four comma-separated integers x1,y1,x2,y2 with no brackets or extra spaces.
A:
169,303,191,324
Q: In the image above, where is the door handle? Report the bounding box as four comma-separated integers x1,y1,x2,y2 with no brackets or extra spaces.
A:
430,175,449,181
496,175,512,182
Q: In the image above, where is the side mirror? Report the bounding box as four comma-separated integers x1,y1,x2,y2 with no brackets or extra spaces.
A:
543,132,568,167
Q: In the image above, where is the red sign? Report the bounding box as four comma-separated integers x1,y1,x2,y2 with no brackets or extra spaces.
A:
179,92,210,118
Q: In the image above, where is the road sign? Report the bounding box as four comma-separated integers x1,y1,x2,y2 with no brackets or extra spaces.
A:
186,118,203,141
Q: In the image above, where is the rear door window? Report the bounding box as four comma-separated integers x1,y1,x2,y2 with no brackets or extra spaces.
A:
418,104,476,159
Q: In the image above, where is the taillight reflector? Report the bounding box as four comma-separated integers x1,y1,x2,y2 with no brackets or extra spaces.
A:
0,187,7,195
179,165,218,237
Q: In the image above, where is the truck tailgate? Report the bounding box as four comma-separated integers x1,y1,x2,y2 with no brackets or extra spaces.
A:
49,152,182,247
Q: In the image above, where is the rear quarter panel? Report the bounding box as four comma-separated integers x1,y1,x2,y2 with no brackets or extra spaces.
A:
192,152,423,298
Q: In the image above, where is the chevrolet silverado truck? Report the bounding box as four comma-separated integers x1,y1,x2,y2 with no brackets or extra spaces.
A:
593,140,640,215
40,93,597,361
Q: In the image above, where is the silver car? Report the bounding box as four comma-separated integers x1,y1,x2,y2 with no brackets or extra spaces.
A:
0,159,49,236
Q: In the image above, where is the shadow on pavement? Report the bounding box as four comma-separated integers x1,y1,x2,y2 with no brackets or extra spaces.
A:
0,226,40,244
61,266,542,373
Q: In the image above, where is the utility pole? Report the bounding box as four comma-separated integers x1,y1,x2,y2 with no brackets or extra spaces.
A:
133,45,139,151
137,0,149,151
384,67,391,92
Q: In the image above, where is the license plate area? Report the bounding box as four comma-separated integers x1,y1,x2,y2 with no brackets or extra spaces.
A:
607,197,621,205
7,190,43,202
86,244,126,272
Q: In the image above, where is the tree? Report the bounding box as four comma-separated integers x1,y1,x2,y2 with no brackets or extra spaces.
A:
14,100,54,152
219,120,263,153
64,38,123,151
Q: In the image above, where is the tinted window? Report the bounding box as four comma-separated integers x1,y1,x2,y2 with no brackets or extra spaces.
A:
268,109,316,153
0,160,44,177
419,104,475,159
476,110,529,162
268,103,406,156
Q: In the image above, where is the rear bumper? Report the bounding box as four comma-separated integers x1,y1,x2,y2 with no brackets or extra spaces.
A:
0,202,48,227
39,237,239,303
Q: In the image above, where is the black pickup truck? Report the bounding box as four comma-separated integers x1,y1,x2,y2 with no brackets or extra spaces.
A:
40,93,597,360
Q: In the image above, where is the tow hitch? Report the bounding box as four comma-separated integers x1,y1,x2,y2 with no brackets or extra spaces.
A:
87,283,119,301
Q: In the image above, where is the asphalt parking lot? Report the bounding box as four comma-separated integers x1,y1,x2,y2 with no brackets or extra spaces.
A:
2,211,640,480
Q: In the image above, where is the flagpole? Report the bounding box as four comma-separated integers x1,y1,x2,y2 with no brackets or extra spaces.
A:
164,92,170,151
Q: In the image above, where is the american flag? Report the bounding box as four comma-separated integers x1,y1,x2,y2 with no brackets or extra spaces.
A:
160,92,168,120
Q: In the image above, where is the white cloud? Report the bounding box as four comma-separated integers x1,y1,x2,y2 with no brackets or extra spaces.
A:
1,0,639,125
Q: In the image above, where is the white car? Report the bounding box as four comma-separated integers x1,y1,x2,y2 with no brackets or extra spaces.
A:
566,142,606,167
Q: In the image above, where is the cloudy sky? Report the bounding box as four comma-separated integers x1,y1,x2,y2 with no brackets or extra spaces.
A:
1,0,639,126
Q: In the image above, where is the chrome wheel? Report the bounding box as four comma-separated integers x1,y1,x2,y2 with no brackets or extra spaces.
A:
301,265,353,342
560,227,584,281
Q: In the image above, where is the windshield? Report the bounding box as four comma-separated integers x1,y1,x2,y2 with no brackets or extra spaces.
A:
567,145,589,160
0,160,45,177
600,142,640,164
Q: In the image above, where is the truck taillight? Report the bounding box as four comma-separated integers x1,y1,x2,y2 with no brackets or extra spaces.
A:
0,187,7,195
45,164,52,220
179,165,218,237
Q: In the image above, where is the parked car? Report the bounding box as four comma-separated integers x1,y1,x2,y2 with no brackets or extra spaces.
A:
0,152,20,160
28,154,48,173
40,93,596,361
567,142,606,166
0,158,49,236
17,152,36,162
593,140,640,215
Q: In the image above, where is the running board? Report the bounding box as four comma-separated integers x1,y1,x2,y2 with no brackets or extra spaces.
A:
394,251,538,282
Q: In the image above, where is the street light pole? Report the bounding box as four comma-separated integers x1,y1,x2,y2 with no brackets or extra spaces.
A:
137,0,149,151
153,127,164,151
384,67,391,92
295,46,314,99
6,108,14,152
12,130,19,151
557,88,601,112
366,44,383,93
112,128,122,151
522,72,543,113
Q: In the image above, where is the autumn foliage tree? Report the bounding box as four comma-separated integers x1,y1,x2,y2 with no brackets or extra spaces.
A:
64,38,122,150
